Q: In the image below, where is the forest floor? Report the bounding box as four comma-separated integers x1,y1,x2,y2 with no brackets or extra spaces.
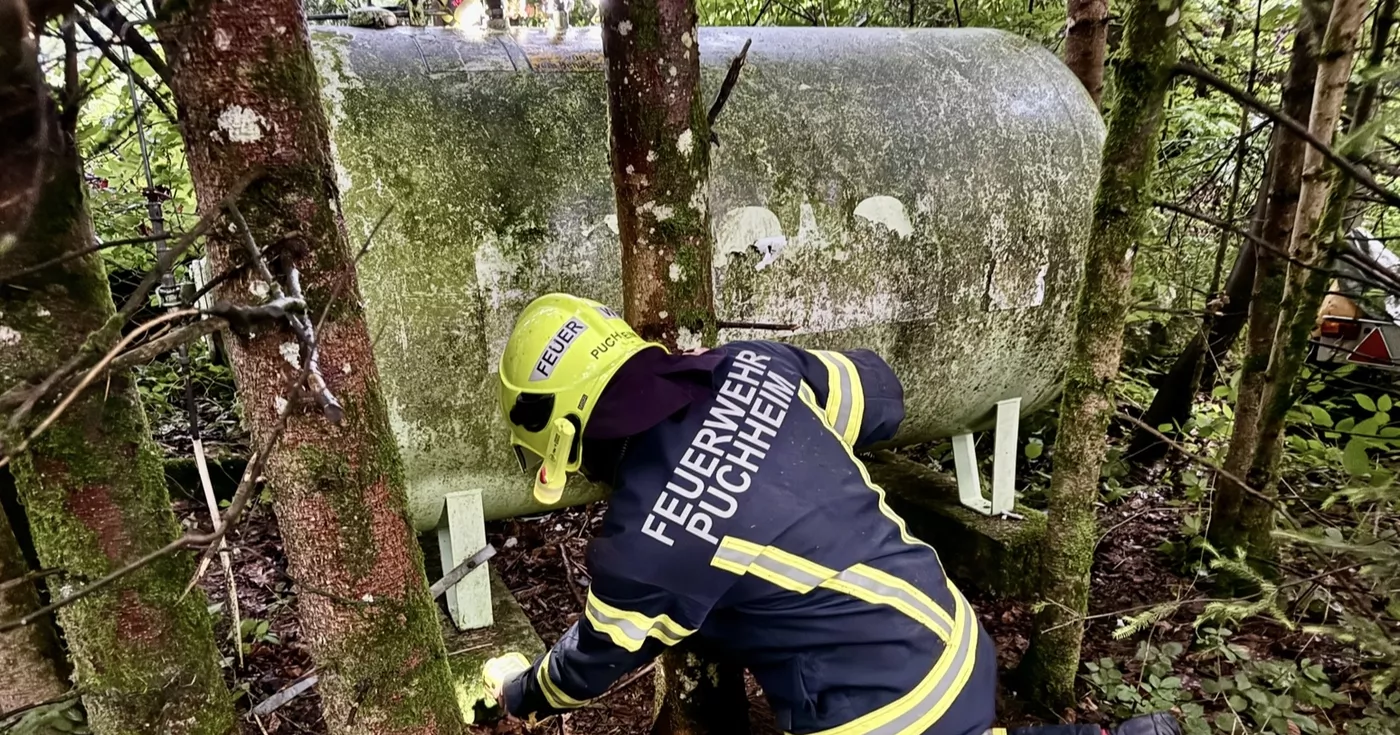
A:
178,476,1373,735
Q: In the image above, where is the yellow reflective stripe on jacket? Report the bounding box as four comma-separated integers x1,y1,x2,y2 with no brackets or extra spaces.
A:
710,537,953,642
583,590,695,652
536,651,588,709
794,385,927,551
811,350,866,446
805,584,980,735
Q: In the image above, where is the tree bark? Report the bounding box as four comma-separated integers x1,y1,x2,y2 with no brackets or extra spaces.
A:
1066,0,1110,107
154,2,465,733
0,505,68,714
1210,4,1325,556
603,0,718,351
1019,0,1180,707
0,4,235,731
600,2,740,734
1215,0,1371,565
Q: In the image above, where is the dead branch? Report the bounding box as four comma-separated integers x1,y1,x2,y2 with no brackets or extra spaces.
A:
1118,412,1296,519
73,17,174,121
1,171,257,435
1155,200,1400,296
428,545,497,599
707,39,751,129
0,231,168,283
0,567,60,593
80,0,171,85
226,204,343,423
0,308,197,469
1176,62,1400,209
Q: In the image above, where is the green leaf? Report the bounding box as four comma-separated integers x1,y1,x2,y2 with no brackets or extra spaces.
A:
1343,438,1372,476
1228,694,1249,711
1305,405,1334,427
1024,438,1044,460
1381,394,1394,413
1356,394,1378,412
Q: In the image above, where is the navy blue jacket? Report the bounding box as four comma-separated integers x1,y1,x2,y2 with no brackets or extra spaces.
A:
504,341,996,735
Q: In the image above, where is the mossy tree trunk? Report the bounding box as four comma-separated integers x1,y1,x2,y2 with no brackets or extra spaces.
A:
1019,0,1180,708
154,2,465,733
0,5,235,731
1066,0,1109,107
1210,3,1324,557
0,505,68,714
601,3,743,734
1214,0,1371,565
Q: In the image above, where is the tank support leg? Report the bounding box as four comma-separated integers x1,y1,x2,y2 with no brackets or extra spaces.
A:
951,397,1020,517
437,489,494,630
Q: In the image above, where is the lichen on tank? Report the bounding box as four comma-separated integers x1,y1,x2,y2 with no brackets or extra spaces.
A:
310,25,1104,530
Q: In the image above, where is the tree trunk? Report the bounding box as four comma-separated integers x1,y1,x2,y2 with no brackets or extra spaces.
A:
1123,164,1266,471
1210,4,1324,556
1066,0,1110,107
0,5,235,731
1216,0,1371,565
600,2,740,734
1019,0,1180,707
0,505,68,714
154,3,465,733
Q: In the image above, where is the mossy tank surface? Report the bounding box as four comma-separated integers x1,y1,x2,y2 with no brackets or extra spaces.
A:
310,25,1105,531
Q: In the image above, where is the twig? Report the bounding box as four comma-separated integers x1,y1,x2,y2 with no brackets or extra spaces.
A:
429,545,497,599
1,309,198,469
603,662,656,698
251,671,319,717
0,232,168,283
707,39,751,128
73,17,174,121
1117,412,1293,517
81,0,171,84
1154,200,1400,296
560,543,586,606
1175,61,1400,209
0,567,60,594
717,319,798,331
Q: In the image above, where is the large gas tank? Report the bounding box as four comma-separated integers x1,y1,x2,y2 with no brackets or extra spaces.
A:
311,25,1104,531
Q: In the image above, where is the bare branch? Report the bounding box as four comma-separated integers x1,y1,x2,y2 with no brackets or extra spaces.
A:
0,308,198,469
1176,61,1400,209
74,17,174,121
707,38,751,128
0,232,165,284
81,0,171,85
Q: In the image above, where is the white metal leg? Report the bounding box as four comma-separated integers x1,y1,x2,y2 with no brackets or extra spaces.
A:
437,489,494,630
952,433,991,514
991,397,1021,515
952,397,1022,517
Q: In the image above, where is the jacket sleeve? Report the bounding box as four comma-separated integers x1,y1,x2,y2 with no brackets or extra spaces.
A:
777,344,905,450
502,570,704,719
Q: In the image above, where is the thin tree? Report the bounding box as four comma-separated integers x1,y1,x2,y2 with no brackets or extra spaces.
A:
1066,0,1110,106
0,2,235,731
600,2,748,734
1216,0,1373,562
1210,1,1326,556
153,1,466,732
1019,0,1182,706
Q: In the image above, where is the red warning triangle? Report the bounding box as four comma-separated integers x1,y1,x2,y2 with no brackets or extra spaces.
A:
1349,328,1393,366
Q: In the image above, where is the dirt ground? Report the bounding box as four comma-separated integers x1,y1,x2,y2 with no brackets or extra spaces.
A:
182,484,1369,734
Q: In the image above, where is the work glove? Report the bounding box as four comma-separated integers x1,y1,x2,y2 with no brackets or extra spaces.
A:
482,652,531,703
1108,712,1183,735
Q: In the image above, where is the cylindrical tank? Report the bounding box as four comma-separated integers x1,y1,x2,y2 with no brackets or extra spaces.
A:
310,25,1104,531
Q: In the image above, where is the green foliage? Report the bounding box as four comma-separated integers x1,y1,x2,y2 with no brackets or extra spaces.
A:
238,617,280,653
1083,643,1209,735
1,700,89,735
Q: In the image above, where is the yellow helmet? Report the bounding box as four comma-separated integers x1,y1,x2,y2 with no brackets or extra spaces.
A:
498,293,661,504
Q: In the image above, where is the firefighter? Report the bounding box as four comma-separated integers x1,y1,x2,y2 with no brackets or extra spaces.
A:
484,293,1180,735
